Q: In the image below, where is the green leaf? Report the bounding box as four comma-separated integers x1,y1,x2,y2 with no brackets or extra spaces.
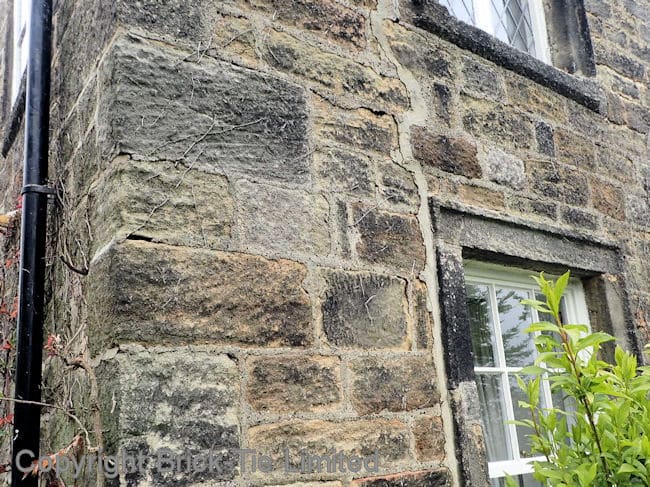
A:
575,332,615,352
526,321,560,333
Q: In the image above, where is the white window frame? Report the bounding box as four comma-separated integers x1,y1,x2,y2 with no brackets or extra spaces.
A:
464,261,591,483
441,0,552,63
11,0,31,104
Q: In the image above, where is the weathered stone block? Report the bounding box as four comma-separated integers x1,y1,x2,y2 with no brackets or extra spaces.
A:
87,241,312,348
506,76,567,121
461,56,504,101
388,26,453,80
561,206,598,230
234,180,330,256
98,348,240,485
353,204,425,272
626,195,650,227
462,99,534,150
93,157,233,250
99,36,310,183
349,355,439,414
311,97,398,154
414,281,434,350
527,160,590,206
321,270,408,349
483,148,525,189
458,184,505,211
411,126,481,178
314,147,374,197
535,121,555,156
247,355,342,413
590,177,625,220
248,419,410,475
245,0,366,49
351,469,450,487
263,31,408,113
507,195,557,221
377,162,420,212
555,128,596,170
413,415,446,462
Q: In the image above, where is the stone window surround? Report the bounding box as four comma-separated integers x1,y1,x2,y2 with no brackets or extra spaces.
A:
407,0,604,113
432,202,640,486
1,0,27,158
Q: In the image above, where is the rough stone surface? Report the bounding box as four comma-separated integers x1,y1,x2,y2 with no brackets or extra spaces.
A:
353,204,426,273
263,30,408,113
321,270,409,349
87,241,312,348
411,126,481,178
99,36,310,183
351,469,450,487
462,99,534,149
99,349,240,485
350,355,439,414
314,147,374,197
234,180,330,256
248,419,411,474
247,356,342,413
458,184,505,211
483,149,525,189
245,0,366,49
414,415,446,462
93,157,233,250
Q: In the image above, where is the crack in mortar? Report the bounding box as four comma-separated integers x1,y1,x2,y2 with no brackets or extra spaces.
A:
369,3,461,485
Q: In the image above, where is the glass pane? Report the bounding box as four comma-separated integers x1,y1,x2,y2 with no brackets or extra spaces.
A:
467,284,498,366
509,375,544,458
440,0,475,24
496,287,535,367
491,474,543,487
476,374,512,462
490,0,536,55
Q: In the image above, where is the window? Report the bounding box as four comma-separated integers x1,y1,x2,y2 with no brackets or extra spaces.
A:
11,0,30,104
440,0,550,62
464,261,590,487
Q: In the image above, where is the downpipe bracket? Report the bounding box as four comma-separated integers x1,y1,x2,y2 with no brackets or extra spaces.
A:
21,184,57,196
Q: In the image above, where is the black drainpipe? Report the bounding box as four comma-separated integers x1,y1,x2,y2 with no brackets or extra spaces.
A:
11,0,53,485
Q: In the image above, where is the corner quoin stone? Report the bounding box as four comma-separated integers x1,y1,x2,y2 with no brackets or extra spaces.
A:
99,36,310,184
87,241,312,349
321,270,409,349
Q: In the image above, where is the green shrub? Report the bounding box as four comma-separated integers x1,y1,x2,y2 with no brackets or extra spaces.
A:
507,272,650,487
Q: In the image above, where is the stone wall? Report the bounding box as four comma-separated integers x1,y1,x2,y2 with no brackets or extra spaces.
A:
0,0,649,485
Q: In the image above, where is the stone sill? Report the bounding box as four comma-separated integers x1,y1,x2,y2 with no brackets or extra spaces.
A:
407,1,605,113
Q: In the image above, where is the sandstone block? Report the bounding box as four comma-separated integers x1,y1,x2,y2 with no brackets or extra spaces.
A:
483,149,525,189
321,270,408,349
411,126,481,178
234,180,330,256
590,177,625,220
555,128,596,170
353,204,425,273
458,184,505,211
314,147,374,197
99,36,310,183
461,56,504,101
349,355,439,414
87,241,312,348
247,356,342,413
561,207,598,230
93,158,233,250
263,31,408,113
413,415,446,462
311,97,398,154
98,349,240,485
245,0,366,49
351,469,449,487
462,99,534,150
248,419,410,474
